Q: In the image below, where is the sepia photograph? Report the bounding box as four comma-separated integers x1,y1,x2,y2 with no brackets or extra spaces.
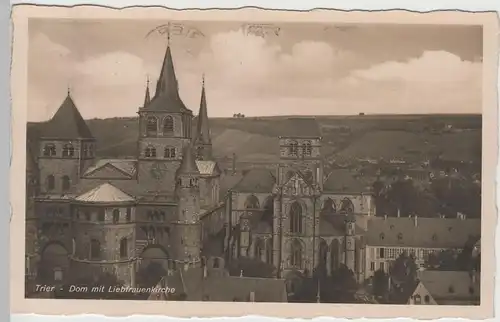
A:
9,5,498,319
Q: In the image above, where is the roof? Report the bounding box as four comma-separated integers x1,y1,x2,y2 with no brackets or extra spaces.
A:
418,270,480,303
195,160,217,176
366,217,481,248
232,169,276,193
219,172,244,196
40,93,94,139
149,266,287,302
177,146,200,175
193,81,211,145
75,183,135,204
143,45,191,114
323,169,373,193
276,118,322,138
83,159,137,178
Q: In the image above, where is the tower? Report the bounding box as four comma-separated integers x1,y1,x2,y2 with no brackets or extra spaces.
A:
344,216,356,273
137,41,193,193
193,75,213,161
37,90,95,195
171,145,202,266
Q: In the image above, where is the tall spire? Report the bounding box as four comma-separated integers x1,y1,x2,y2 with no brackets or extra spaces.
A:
193,74,213,160
143,76,151,107
177,144,200,176
155,24,179,98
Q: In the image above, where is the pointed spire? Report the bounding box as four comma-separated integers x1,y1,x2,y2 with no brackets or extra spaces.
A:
155,33,179,98
177,144,200,175
195,74,211,144
143,76,151,107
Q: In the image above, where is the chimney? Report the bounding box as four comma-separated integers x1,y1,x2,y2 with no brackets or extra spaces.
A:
414,215,418,227
384,214,387,220
240,269,244,277
397,208,401,218
203,264,208,278
249,291,255,302
232,153,237,174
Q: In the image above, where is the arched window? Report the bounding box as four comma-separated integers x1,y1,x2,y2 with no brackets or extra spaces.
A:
90,239,100,260
46,175,55,191
62,143,75,157
289,140,298,156
61,176,70,191
254,238,264,261
163,116,174,134
213,257,220,268
97,209,105,222
265,239,273,264
164,147,176,158
145,145,156,158
302,140,312,156
331,239,340,270
146,116,158,135
291,239,303,268
340,198,354,214
196,146,204,159
126,208,131,222
321,198,336,215
43,144,56,157
290,202,303,234
245,195,260,209
119,238,128,259
112,209,120,224
319,240,328,266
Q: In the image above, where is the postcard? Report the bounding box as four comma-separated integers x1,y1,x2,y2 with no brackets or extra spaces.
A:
9,4,499,319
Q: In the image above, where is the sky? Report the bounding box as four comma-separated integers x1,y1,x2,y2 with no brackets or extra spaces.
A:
27,19,483,121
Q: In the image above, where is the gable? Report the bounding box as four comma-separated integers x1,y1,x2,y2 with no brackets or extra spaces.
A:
282,171,314,196
409,282,437,305
84,163,133,179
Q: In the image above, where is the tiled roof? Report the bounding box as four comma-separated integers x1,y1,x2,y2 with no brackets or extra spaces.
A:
196,160,217,176
83,159,137,177
75,183,135,204
232,169,276,193
39,93,93,139
366,217,481,248
150,266,287,302
323,169,373,193
276,118,322,138
418,270,480,303
219,172,244,197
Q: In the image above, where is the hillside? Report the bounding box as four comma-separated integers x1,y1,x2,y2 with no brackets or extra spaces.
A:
27,114,482,165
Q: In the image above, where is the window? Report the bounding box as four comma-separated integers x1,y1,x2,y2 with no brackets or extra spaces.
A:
340,198,354,213
90,239,100,260
145,145,156,158
54,267,63,281
61,176,70,191
62,143,75,157
289,140,298,156
164,147,176,158
146,116,158,134
120,238,128,259
321,198,336,215
424,295,430,304
43,144,56,157
302,140,312,156
126,208,131,222
380,233,385,240
448,286,455,293
46,175,55,191
245,195,260,209
414,294,422,304
380,262,385,271
265,239,273,264
397,233,403,241
112,209,120,224
163,116,174,133
254,238,264,260
379,248,385,259
84,211,91,221
289,202,303,234
213,258,220,268
97,209,105,222
370,262,375,271
196,146,204,159
291,239,302,267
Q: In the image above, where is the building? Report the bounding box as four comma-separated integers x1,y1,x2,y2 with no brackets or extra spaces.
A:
405,270,480,305
26,41,224,294
364,216,481,279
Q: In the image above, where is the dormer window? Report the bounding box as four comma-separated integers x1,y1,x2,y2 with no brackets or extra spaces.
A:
397,233,403,241
145,145,156,158
163,116,174,134
62,143,75,157
432,234,438,241
146,116,158,135
43,143,56,157
379,233,385,240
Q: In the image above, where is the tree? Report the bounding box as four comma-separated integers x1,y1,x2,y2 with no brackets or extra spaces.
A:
372,269,389,298
389,252,418,302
